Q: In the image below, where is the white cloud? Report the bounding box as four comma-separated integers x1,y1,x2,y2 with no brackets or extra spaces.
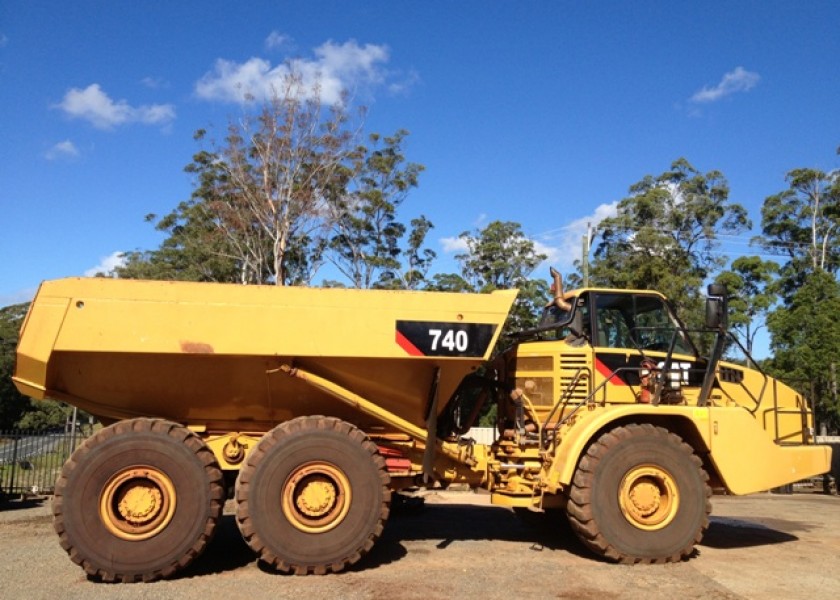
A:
56,84,176,129
84,252,126,277
388,69,421,95
437,204,619,277
535,201,619,271
45,139,80,160
264,31,290,51
690,66,760,103
440,236,469,253
0,33,8,47
195,39,391,105
532,240,562,267
140,76,168,89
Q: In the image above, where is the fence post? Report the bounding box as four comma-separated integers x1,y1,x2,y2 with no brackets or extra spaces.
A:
70,407,80,455
8,433,20,498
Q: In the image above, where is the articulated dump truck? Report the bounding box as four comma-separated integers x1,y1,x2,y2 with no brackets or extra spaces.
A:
13,274,831,581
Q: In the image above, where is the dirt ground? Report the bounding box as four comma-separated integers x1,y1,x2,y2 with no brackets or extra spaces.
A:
1,489,838,600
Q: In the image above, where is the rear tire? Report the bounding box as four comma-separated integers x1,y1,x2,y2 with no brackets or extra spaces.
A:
53,418,225,582
235,416,390,575
566,423,710,563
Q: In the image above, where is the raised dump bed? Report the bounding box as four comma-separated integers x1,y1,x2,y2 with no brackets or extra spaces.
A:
14,278,516,433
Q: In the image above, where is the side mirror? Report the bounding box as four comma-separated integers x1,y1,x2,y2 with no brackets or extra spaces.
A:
705,284,728,329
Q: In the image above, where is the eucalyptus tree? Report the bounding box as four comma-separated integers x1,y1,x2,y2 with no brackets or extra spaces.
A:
119,71,353,286
756,149,840,431
432,221,548,332
714,256,779,354
204,73,356,285
326,130,434,289
589,158,750,326
766,270,840,432
119,71,429,289
754,162,840,300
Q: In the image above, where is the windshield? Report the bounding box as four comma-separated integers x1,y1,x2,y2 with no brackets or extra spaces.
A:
592,292,695,355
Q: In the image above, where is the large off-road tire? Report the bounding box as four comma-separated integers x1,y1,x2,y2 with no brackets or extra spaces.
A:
53,418,225,582
235,416,391,575
566,423,711,564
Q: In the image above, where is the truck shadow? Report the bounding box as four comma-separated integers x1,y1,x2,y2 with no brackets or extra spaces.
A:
182,503,590,578
357,503,593,571
178,515,256,578
181,503,800,577
700,516,798,550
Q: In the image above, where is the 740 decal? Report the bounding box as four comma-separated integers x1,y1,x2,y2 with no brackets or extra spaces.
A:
395,321,497,357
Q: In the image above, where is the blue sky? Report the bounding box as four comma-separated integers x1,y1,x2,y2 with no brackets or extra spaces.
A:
1,1,838,319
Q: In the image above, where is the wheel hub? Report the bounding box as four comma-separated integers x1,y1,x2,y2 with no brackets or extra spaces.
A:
296,476,337,517
117,480,164,524
100,467,177,541
282,462,351,533
628,480,661,516
618,466,679,530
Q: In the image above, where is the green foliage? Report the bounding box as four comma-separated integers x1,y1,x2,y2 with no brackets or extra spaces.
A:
327,131,434,289
426,273,473,293
766,270,840,431
590,158,750,328
120,82,429,289
15,399,75,430
118,203,242,283
714,256,779,353
433,221,549,333
0,303,30,430
121,73,357,286
754,165,840,301
756,148,840,430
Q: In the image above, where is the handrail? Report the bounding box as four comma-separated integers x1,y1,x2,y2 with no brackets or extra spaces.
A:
539,367,588,451
537,339,812,453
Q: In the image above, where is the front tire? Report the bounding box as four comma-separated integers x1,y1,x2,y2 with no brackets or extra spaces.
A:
566,423,710,563
235,416,391,575
53,418,225,582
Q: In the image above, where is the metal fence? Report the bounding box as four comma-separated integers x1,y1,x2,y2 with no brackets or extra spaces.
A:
0,427,91,498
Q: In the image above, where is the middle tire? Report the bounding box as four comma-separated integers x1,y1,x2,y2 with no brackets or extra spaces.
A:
235,416,391,575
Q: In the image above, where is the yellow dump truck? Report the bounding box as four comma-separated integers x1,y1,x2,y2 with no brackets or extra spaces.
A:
12,274,831,582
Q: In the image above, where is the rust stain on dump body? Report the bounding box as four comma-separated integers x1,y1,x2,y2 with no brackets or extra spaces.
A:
180,341,215,354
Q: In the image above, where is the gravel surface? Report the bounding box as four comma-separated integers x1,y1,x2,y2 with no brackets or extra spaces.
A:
1,490,838,600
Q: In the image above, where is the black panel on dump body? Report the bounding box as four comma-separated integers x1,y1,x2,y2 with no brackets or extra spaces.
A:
396,321,497,357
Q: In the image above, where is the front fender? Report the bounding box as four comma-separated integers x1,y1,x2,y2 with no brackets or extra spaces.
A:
548,405,713,488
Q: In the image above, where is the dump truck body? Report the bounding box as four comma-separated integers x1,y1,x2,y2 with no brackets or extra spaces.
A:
12,276,831,581
14,278,515,431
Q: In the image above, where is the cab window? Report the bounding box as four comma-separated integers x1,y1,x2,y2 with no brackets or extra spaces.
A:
592,293,694,355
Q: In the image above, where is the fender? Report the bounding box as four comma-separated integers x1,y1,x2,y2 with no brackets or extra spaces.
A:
548,404,831,496
548,404,713,489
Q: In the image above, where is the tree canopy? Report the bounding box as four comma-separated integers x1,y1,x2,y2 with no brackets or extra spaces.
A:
589,158,750,325
754,164,840,300
430,221,548,332
119,72,435,290
765,270,840,431
0,303,30,429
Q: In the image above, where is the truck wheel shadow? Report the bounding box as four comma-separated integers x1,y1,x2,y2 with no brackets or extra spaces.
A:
699,516,798,550
177,515,255,578
355,503,592,571
182,505,800,576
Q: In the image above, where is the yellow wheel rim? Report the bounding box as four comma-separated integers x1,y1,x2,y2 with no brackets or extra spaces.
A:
618,465,679,531
281,462,352,534
99,466,177,541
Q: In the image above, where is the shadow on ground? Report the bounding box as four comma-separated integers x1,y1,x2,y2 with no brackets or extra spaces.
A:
701,516,798,550
185,502,591,576
183,500,802,576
